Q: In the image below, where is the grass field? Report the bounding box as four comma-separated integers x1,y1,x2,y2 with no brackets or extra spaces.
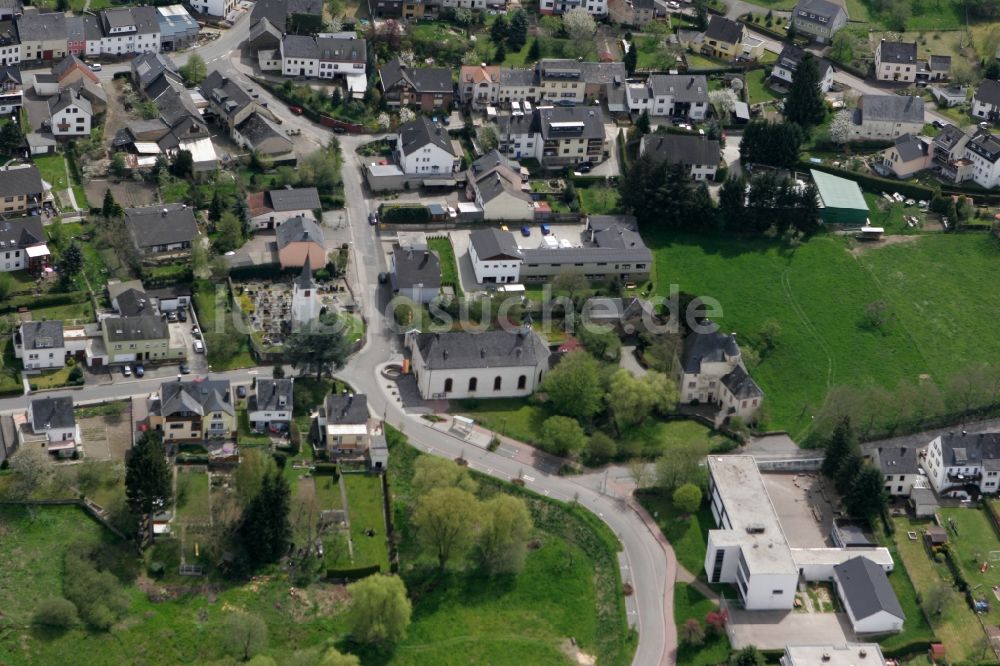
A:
0,338,21,395
175,469,211,525
649,231,1000,437
342,473,390,571
578,185,623,215
28,301,95,323
939,508,1000,624
637,491,712,575
428,236,461,296
33,154,69,192
193,280,255,370
745,69,781,105
453,398,547,445
674,583,729,666
31,365,76,390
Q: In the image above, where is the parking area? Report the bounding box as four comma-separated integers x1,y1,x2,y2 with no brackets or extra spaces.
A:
761,472,835,548
726,607,855,649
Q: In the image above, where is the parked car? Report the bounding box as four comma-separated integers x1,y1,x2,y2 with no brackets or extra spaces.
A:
236,385,247,399
89,62,102,72
540,223,551,235
332,127,346,134
576,163,593,174
288,104,304,115
191,326,201,338
447,206,457,219
378,271,389,284
122,364,132,377
177,309,187,322
134,364,144,377
179,362,190,375
166,311,178,323
520,225,531,236
193,340,205,354
368,211,378,225
555,99,576,107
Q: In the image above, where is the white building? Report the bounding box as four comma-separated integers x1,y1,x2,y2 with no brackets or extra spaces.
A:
0,214,48,273
874,40,918,83
961,130,1000,189
771,44,833,92
465,151,533,222
539,0,607,16
280,33,367,93
973,79,1000,122
639,133,720,181
871,445,926,497
97,7,160,55
14,320,73,370
27,396,80,458
497,105,608,169
850,95,925,141
395,116,460,175
291,256,319,330
405,329,550,400
247,378,293,431
781,644,887,666
48,89,91,137
625,74,709,120
677,330,763,422
247,186,321,230
705,456,898,612
922,431,1000,496
468,227,523,284
390,232,441,304
834,556,905,634
187,0,236,18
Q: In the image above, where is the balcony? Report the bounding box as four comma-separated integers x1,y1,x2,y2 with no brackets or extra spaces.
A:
948,471,982,483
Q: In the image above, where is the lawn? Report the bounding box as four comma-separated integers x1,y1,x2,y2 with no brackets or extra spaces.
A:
238,410,273,446
686,53,731,71
342,473,390,572
339,312,365,345
939,507,1000,624
650,231,1000,437
674,583,729,666
33,154,69,191
578,185,623,215
175,468,211,525
31,364,76,390
864,193,926,235
0,337,23,395
28,301,95,323
745,69,781,105
193,280,255,370
636,491,712,575
427,235,461,296
451,397,547,446
617,419,733,459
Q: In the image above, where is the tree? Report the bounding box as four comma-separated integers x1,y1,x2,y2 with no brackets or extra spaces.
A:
821,416,857,479
923,581,951,616
507,10,528,50
107,152,128,179
731,646,764,666
987,60,1000,81
238,470,291,566
673,483,703,514
125,431,172,524
209,189,225,223
215,211,244,253
636,109,651,135
284,319,350,381
33,597,79,628
76,459,103,497
585,431,617,465
412,456,478,496
784,53,826,127
346,574,412,645
318,648,361,666
708,88,738,117
190,238,210,279
180,54,207,87
170,149,193,179
619,156,715,232
540,415,587,456
680,618,705,646
223,612,268,661
758,320,781,355
477,495,533,574
5,443,52,499
834,451,863,495
102,188,119,219
476,123,500,152
628,458,655,489
234,449,278,506
655,440,710,492
540,350,603,420
0,120,23,156
60,242,83,282
844,466,887,521
606,369,676,431
490,14,508,46
552,271,589,300
494,42,507,64
563,7,596,42
624,43,638,76
527,38,541,62
413,486,480,569
63,551,130,630
828,109,854,145
739,121,804,168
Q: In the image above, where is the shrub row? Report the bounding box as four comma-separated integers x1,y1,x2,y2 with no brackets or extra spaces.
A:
940,542,969,592
380,204,430,224
325,564,381,581
228,263,284,281
0,290,90,315
801,162,937,200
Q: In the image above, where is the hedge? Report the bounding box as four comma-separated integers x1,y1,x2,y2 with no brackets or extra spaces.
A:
801,162,937,200
326,564,381,581
312,462,339,475
881,641,938,660
380,204,430,224
1,290,90,315
228,263,284,281
176,453,210,465
941,543,969,592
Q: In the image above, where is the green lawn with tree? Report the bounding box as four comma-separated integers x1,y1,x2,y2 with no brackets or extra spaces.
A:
342,473,390,572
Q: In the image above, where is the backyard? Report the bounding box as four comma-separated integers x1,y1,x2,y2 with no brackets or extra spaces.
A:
193,280,255,370
428,236,461,296
342,473,390,572
674,582,729,666
649,231,1000,438
745,69,781,105
636,490,712,575
175,468,211,525
939,507,1000,626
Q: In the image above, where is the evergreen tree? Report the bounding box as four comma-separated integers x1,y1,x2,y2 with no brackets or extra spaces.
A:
208,190,224,223
507,10,528,51
739,120,803,169
60,243,83,280
636,109,651,135
624,44,638,76
821,416,857,479
125,432,172,540
527,38,541,62
718,175,746,231
784,53,826,127
102,188,117,219
490,15,508,46
0,121,22,156
238,470,292,566
494,42,507,64
835,451,864,495
845,466,888,521
694,0,708,29
284,314,350,380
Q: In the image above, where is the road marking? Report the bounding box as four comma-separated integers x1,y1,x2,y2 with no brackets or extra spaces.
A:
522,474,535,482
247,370,258,374
543,489,550,496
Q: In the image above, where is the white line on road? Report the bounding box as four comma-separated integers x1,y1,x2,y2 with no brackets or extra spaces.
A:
522,474,535,482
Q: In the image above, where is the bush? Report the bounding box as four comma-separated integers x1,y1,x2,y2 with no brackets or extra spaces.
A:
33,598,79,628
802,162,935,200
379,204,430,224
326,564,381,581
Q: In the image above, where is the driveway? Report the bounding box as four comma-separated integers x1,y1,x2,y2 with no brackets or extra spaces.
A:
590,123,622,178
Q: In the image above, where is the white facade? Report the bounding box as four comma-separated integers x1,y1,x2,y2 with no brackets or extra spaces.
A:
187,0,236,17
835,579,904,634
0,44,19,67
624,76,709,120
922,433,1000,496
469,241,522,284
50,101,91,137
396,138,457,175
98,26,160,55
250,209,315,231
412,362,544,401
539,0,607,15
291,276,318,330
771,60,833,92
972,94,1000,121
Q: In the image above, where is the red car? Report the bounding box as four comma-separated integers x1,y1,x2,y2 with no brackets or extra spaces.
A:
288,105,304,115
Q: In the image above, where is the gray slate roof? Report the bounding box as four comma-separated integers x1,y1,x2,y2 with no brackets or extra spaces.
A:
398,115,456,157
967,130,1000,164
858,94,924,124
380,57,453,94
235,112,290,152
0,165,43,198
103,315,167,342
873,445,920,475
641,133,720,168
250,378,294,412
202,70,254,119
413,330,549,370
705,15,743,45
392,242,441,290
268,186,320,212
776,44,832,78
878,40,917,64
325,392,369,424
977,79,1000,107
937,431,1000,466
794,0,846,23
16,10,66,43
49,88,91,116
648,74,709,103
721,365,763,399
469,228,522,261
21,320,64,350
276,215,324,249
282,34,366,63
681,329,740,374
250,0,322,29
159,379,234,417
933,123,967,151
834,556,904,621
124,203,198,249
893,133,928,162
30,396,74,431
132,52,178,91
928,54,951,71
0,215,44,247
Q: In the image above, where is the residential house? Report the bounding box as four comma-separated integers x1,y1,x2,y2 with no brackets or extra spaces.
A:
458,63,500,110
874,40,918,83
149,378,236,440
466,151,533,221
834,556,905,634
582,296,658,333
247,186,321,230
232,112,294,162
468,227,523,284
316,392,370,457
0,214,47,272
52,55,107,113
705,456,895,611
201,70,283,164
959,129,1000,189
0,64,20,114
276,215,325,269
0,20,19,66
625,74,709,120
617,0,664,25
932,123,970,168
770,44,833,92
879,133,931,179
516,218,651,283
48,89,91,137
280,33,367,95
379,57,453,111
972,78,1000,122
871,445,924,497
495,59,627,107
65,15,101,58
367,0,429,19
389,232,441,304
702,16,762,61
930,84,966,107
0,0,21,21
188,0,237,19
395,116,460,175
101,315,182,364
677,329,763,421
157,5,199,51
539,0,607,16
917,55,951,84
639,133,720,181
17,9,67,62
14,320,66,370
850,95,924,141
124,203,198,259
405,328,551,400
147,285,191,312
0,166,45,217
249,0,323,33
498,105,607,168
248,378,293,431
96,6,160,56
781,644,887,666
440,0,506,9
27,396,79,457
922,431,1000,496
791,0,848,43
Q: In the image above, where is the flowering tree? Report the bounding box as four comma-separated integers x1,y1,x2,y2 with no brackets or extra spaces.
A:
828,109,853,145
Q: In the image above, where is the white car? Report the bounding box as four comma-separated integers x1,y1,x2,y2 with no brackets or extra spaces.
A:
89,62,101,72
193,340,205,354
